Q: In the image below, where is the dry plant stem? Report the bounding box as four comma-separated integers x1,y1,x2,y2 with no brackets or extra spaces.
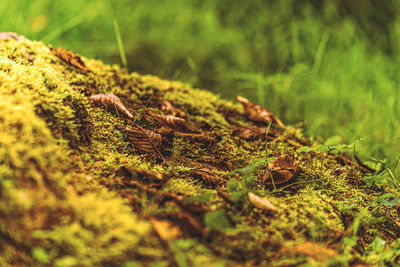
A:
268,168,277,191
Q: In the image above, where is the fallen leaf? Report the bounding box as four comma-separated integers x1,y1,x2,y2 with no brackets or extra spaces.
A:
262,154,300,185
150,218,181,242
91,93,134,119
125,125,164,160
291,241,338,261
52,46,92,72
158,126,174,136
0,32,24,41
233,125,279,140
192,168,227,187
248,192,276,211
235,96,286,129
147,110,186,130
159,99,187,118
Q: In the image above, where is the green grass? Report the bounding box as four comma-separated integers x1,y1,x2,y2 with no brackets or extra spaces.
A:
1,0,399,171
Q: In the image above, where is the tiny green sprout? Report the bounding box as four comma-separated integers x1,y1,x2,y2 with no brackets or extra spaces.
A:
296,146,311,154
296,144,332,180
133,94,153,124
313,144,331,179
370,193,399,209
234,158,265,178
368,157,400,189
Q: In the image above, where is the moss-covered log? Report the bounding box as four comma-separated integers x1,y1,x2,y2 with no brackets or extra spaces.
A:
0,33,399,266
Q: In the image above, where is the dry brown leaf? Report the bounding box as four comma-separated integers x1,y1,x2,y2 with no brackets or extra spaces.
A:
262,154,300,185
248,192,276,211
125,125,164,160
150,218,181,242
291,241,338,261
235,96,286,129
233,125,267,140
0,32,24,41
159,99,187,118
91,93,134,119
147,111,186,130
193,168,227,187
158,126,174,137
52,46,92,72
233,125,279,140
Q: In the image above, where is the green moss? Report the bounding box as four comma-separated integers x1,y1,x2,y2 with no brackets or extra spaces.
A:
0,35,399,266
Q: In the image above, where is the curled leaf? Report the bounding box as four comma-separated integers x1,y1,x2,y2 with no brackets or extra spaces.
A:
192,168,227,187
159,99,187,118
91,93,134,119
235,95,286,129
125,125,164,160
262,154,300,185
147,111,186,130
248,192,276,211
52,46,92,72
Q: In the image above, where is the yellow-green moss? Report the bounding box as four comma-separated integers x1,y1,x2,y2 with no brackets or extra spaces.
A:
0,35,399,266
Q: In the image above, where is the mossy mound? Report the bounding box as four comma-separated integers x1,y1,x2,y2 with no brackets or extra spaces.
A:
0,33,399,266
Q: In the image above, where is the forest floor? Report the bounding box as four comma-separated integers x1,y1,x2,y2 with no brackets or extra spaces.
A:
1,33,400,266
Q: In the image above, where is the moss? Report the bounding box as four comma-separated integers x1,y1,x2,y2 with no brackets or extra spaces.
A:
0,35,399,266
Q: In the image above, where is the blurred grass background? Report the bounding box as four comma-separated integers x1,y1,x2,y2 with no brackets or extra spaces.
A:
1,0,399,166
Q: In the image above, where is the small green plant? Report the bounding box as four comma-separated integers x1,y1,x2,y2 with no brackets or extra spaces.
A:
364,157,400,189
134,94,153,124
204,209,235,231
296,144,331,180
